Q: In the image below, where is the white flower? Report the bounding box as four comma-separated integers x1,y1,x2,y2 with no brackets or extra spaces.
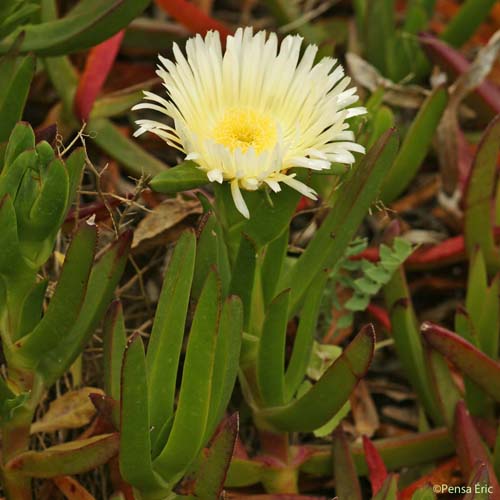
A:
133,27,366,218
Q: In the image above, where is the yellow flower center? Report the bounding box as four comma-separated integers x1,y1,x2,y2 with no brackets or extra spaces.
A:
212,108,277,153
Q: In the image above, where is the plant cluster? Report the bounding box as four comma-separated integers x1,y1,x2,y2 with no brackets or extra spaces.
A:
0,1,499,500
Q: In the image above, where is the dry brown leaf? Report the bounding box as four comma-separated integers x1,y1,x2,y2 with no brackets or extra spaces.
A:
350,380,380,438
31,387,103,434
346,52,429,108
451,29,500,102
437,29,500,195
53,476,96,500
132,197,202,253
368,379,416,402
382,406,419,428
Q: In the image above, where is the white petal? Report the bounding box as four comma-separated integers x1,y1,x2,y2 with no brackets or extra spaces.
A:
231,180,250,219
207,169,223,183
277,174,318,200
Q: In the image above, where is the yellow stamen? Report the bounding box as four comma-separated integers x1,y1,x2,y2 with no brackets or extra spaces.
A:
212,108,277,153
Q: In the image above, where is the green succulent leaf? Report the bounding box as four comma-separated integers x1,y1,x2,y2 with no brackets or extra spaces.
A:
150,161,209,194
37,230,131,386
17,279,48,340
411,486,436,500
261,228,289,307
2,122,35,170
120,333,167,492
0,54,36,142
332,426,363,500
384,267,443,424
0,1,39,40
65,147,86,209
0,195,21,275
381,86,448,203
1,0,151,56
103,301,126,425
16,223,97,368
22,158,69,241
192,213,230,300
0,149,38,204
205,297,243,439
257,289,290,407
284,272,327,402
146,230,196,448
257,325,374,432
154,270,221,482
229,234,257,329
440,0,497,48
286,129,399,315
372,474,399,500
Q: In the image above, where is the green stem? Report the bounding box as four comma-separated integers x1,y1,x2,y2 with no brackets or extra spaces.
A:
1,373,44,500
258,430,299,494
259,430,290,463
2,407,34,500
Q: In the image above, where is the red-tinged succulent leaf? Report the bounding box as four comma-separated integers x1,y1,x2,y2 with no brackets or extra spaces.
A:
421,322,500,401
363,435,388,495
299,427,454,479
223,496,326,500
454,401,500,496
295,196,314,213
399,457,460,500
464,462,493,500
464,116,500,274
34,124,58,146
407,235,465,269
352,247,380,263
74,30,125,122
419,33,500,120
332,426,362,500
154,0,233,38
404,228,500,270
195,413,239,499
5,434,119,478
65,197,127,225
53,476,95,500
367,303,391,331
88,393,119,429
